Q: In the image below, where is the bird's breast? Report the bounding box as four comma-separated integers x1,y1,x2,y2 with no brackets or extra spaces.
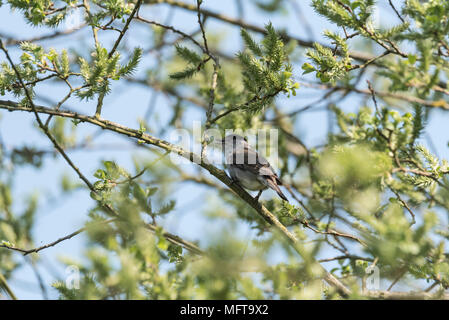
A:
228,165,267,191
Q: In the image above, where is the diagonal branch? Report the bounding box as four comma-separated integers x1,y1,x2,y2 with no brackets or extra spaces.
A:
0,40,203,259
0,39,95,191
146,0,376,63
0,273,18,300
0,217,203,256
95,0,143,118
109,0,143,58
0,99,351,297
195,0,220,159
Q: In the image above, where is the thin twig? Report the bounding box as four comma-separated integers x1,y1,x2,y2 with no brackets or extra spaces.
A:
0,272,17,300
149,0,376,63
95,0,143,118
109,0,143,57
388,0,405,23
0,40,202,259
367,79,382,118
387,267,407,291
196,0,210,54
0,40,95,191
0,98,351,297
0,217,203,256
196,0,220,160
389,187,416,225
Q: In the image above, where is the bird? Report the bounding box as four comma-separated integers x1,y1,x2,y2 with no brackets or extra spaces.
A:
220,134,288,202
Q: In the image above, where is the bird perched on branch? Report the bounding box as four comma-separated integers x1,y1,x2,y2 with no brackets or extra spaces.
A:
221,134,288,202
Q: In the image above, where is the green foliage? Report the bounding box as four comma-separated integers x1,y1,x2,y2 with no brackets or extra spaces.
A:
92,0,134,22
2,0,449,301
363,204,438,274
117,47,143,77
77,45,142,100
7,0,75,26
304,30,351,83
169,45,205,80
0,174,38,278
312,0,376,26
237,23,299,112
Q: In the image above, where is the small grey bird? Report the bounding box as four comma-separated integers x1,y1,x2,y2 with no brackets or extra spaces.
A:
221,134,288,202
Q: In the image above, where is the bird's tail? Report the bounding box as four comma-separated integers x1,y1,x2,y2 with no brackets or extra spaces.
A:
266,177,288,202
275,188,288,202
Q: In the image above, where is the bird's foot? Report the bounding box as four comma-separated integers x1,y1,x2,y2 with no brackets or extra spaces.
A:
254,190,263,202
228,175,240,187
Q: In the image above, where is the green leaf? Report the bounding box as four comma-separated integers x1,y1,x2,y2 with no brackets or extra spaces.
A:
104,161,120,179
302,62,315,74
94,169,107,180
118,47,142,77
241,29,263,56
157,200,175,215
90,191,102,201
174,45,202,64
147,187,158,197
169,66,201,80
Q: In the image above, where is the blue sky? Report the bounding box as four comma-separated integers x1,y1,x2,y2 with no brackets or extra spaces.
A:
1,0,448,299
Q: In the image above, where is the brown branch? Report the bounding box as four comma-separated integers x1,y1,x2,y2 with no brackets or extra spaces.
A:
297,217,366,246
210,89,283,124
365,290,449,300
135,16,206,53
387,267,408,291
301,81,449,110
146,0,376,63
196,0,210,54
335,0,407,58
109,0,143,57
0,40,96,191
0,99,351,297
318,255,374,263
389,187,416,225
388,0,405,23
0,40,203,259
3,23,87,46
0,218,204,256
0,225,88,255
349,50,391,71
95,0,143,118
195,0,220,159
0,273,18,300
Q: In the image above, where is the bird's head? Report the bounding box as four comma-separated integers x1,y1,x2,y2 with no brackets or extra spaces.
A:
220,134,249,149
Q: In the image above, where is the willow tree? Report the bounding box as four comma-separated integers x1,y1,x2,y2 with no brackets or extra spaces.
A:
0,0,448,300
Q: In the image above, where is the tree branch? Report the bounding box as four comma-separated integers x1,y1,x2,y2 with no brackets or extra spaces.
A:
0,272,18,300
0,99,351,297
95,0,143,118
0,217,203,256
146,0,376,63
365,290,449,300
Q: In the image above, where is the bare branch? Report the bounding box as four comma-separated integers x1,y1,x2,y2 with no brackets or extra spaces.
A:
0,99,351,297
146,0,376,63
0,273,17,300
0,217,203,256
95,0,143,118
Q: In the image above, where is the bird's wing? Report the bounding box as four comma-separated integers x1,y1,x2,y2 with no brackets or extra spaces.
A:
231,147,279,178
230,147,288,201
